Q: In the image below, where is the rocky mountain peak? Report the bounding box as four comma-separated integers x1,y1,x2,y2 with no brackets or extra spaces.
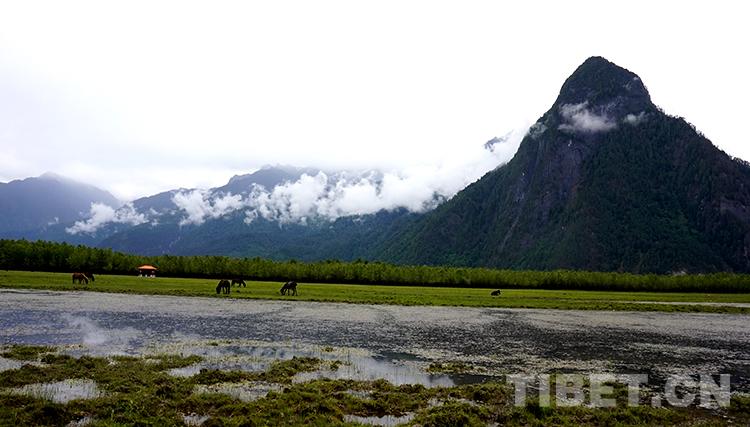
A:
550,56,655,127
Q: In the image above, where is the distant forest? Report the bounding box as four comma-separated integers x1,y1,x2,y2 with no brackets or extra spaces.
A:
1,239,749,293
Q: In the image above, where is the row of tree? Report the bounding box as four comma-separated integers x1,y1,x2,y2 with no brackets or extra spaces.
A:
1,239,749,292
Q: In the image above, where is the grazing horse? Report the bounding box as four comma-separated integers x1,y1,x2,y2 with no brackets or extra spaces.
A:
84,272,95,282
490,289,501,296
216,279,231,295
280,281,298,296
231,278,246,287
72,273,89,285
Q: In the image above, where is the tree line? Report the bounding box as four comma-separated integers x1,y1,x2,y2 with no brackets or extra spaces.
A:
1,239,749,292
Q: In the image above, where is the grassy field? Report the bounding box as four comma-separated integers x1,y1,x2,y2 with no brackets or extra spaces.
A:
2,270,750,313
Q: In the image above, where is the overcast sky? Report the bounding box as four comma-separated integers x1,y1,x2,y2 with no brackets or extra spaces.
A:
1,1,748,201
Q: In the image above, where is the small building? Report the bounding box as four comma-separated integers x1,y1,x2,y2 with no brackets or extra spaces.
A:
137,265,158,277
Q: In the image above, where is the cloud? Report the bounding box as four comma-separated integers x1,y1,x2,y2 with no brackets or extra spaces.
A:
558,101,617,133
243,171,441,225
66,202,147,234
623,111,647,125
242,128,528,224
68,128,528,229
171,190,245,226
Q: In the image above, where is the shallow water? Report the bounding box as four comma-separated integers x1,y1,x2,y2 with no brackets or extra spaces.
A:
193,381,282,402
293,354,454,387
0,356,27,372
158,339,457,387
181,413,210,426
1,289,749,392
6,379,103,404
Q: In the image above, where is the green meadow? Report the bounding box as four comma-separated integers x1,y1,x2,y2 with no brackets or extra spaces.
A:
2,270,750,313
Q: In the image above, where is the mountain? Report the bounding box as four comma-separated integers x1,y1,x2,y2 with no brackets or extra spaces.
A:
216,165,321,195
82,165,417,260
0,173,120,237
378,56,750,273
129,165,320,215
99,208,417,260
0,165,417,260
7,58,749,273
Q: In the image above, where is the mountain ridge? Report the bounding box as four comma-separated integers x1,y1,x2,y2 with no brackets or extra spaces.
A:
0,173,120,235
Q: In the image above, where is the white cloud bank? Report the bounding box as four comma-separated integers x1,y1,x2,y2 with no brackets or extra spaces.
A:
66,202,147,234
240,128,527,225
172,190,244,226
67,128,528,231
243,170,443,225
162,128,528,226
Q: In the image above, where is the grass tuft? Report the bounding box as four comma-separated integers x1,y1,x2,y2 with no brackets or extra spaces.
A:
1,345,54,361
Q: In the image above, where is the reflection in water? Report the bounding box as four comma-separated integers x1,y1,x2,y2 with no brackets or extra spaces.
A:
294,355,454,387
7,313,487,390
63,314,142,355
159,340,456,388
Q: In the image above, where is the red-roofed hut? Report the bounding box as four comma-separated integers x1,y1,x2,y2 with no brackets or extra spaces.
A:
137,265,158,277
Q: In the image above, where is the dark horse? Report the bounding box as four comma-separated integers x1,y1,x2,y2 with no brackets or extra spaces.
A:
280,281,298,296
490,289,501,296
216,279,231,295
84,272,95,282
231,278,246,287
72,273,89,285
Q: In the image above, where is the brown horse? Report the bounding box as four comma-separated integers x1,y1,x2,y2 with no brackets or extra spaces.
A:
72,273,89,285
231,278,246,287
490,289,501,296
216,279,231,295
280,281,298,296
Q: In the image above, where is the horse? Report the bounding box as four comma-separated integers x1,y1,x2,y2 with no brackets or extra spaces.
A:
490,289,501,296
280,281,298,296
72,273,89,285
231,278,246,287
84,272,95,282
216,279,231,295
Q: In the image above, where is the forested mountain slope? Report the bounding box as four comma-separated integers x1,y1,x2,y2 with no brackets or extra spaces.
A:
378,57,750,273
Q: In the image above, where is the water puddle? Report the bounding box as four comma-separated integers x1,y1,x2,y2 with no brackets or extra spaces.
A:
158,340,458,387
66,416,93,427
181,413,211,426
63,314,143,355
0,356,29,372
161,341,332,377
5,379,103,403
193,381,282,402
294,355,454,387
344,413,415,427
168,356,269,378
344,389,373,399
